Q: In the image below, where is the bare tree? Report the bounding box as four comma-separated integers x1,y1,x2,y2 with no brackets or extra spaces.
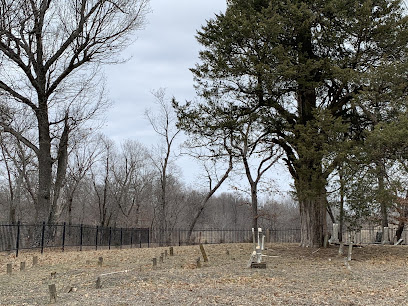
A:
112,139,154,227
63,131,103,225
0,0,150,223
185,153,233,243
0,132,37,223
90,135,117,227
230,117,282,229
145,88,180,245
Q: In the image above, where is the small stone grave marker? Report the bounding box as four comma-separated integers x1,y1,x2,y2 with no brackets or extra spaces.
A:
96,276,102,289
199,244,208,262
49,284,57,303
6,263,12,275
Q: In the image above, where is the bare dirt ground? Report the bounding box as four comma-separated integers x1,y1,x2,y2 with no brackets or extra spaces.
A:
0,243,408,305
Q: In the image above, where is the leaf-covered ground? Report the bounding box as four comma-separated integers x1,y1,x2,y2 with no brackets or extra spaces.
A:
0,243,407,305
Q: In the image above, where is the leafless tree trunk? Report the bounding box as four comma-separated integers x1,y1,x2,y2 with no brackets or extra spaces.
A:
0,0,150,223
146,89,180,246
234,131,281,229
186,153,233,243
0,133,37,223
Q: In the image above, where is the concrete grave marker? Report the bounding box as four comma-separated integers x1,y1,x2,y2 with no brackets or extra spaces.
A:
6,263,12,275
49,284,57,303
96,276,102,289
382,227,390,245
394,238,404,245
248,228,267,268
199,244,208,262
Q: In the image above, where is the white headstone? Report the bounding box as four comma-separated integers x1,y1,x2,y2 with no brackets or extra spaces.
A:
331,223,339,243
257,228,262,248
382,227,390,245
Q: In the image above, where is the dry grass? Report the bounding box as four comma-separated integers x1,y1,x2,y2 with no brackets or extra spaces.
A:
1,243,408,305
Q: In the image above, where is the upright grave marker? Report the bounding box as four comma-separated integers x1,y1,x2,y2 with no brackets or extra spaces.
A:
248,228,266,269
6,264,12,275
199,244,208,262
49,284,57,303
96,277,102,289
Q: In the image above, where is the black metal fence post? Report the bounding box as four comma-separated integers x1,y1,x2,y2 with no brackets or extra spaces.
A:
108,227,112,250
80,224,83,251
62,222,66,252
41,221,46,254
15,221,21,257
120,228,123,249
95,226,99,250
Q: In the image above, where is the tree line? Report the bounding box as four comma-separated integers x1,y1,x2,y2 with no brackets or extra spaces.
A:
1,0,408,247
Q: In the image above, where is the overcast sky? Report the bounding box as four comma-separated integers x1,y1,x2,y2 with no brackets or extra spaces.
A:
102,0,226,143
101,0,293,199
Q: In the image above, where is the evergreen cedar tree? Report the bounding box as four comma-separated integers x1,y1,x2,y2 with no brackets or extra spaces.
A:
174,0,408,247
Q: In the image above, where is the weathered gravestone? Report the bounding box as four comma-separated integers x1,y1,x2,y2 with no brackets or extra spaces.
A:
248,228,266,269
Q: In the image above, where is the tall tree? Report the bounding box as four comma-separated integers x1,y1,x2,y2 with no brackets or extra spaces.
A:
0,0,150,223
180,0,408,246
176,100,281,229
146,89,180,245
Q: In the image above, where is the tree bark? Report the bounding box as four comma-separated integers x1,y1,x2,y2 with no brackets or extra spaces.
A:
48,114,69,224
376,162,388,228
339,167,345,242
251,186,258,230
296,167,328,247
299,195,327,248
37,107,52,222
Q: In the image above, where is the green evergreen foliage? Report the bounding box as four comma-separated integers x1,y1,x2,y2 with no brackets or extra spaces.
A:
176,0,408,246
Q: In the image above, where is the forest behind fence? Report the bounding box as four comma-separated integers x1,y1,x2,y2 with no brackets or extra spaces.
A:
1,223,407,257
